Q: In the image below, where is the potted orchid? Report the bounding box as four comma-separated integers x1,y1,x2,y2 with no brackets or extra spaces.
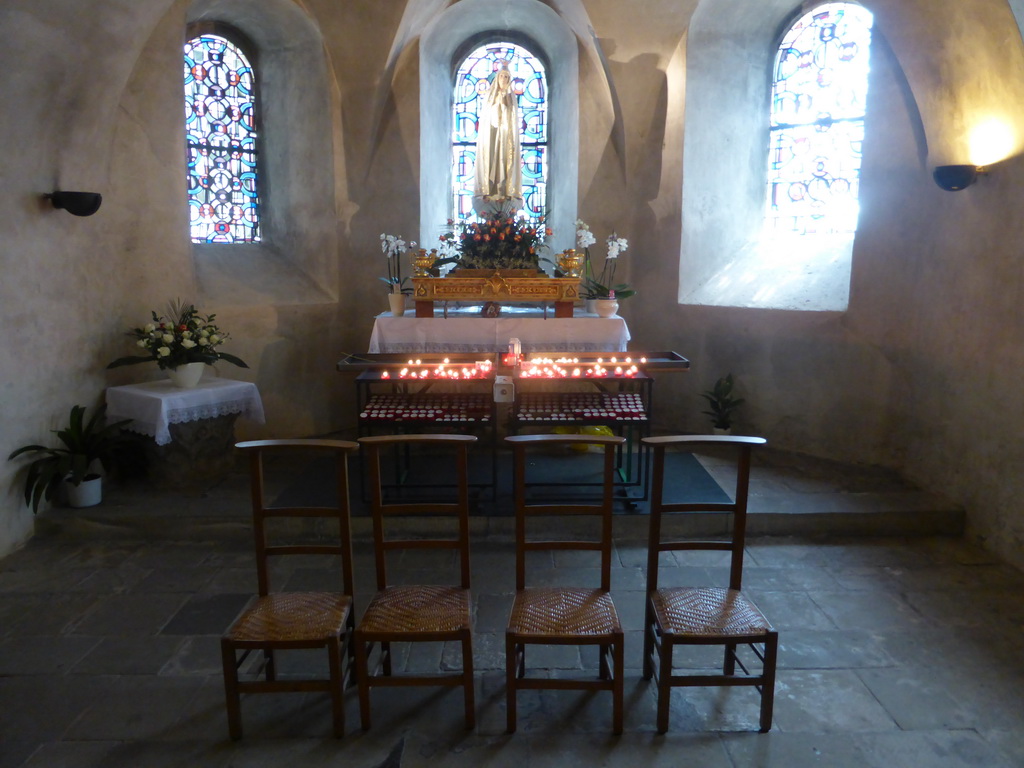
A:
107,299,248,387
380,232,415,316
576,220,635,316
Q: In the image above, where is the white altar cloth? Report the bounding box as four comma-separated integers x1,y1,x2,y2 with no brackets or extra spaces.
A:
105,378,265,446
369,307,630,354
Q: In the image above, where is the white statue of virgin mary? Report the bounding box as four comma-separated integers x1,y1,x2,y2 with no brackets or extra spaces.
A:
473,61,524,216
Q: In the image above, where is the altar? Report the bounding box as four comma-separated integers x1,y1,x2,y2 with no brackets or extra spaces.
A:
369,306,630,354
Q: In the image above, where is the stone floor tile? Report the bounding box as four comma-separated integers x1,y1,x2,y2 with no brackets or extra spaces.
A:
0,635,100,674
771,670,899,733
721,730,868,767
160,593,252,636
777,629,895,669
853,729,1018,768
808,590,929,632
69,593,189,636
71,635,185,675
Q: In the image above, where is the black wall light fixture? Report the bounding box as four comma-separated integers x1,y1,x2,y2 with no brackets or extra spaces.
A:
932,165,984,192
45,191,103,216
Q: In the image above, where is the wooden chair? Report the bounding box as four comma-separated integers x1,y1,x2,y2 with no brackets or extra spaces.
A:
221,439,359,739
354,434,477,730
641,435,777,733
504,433,626,734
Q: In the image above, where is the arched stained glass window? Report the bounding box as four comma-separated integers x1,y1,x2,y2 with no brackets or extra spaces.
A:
184,33,261,243
767,3,873,235
452,42,548,225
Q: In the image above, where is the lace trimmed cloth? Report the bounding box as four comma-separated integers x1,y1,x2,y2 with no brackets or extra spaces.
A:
368,308,630,354
105,377,265,446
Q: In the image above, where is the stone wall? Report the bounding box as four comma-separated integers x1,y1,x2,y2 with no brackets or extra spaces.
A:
3,0,1024,571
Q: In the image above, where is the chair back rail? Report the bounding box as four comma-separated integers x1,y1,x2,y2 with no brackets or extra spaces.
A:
236,439,359,598
644,435,763,592
506,434,625,592
359,434,476,591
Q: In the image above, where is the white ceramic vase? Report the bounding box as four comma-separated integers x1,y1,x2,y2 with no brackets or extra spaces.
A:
595,299,619,318
66,474,102,508
388,292,406,317
167,362,206,388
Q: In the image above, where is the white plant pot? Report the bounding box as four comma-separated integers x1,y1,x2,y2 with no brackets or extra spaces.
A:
66,474,102,508
595,299,619,318
388,293,406,317
167,362,206,388
713,427,732,436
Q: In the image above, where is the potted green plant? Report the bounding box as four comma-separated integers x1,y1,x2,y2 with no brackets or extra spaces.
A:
7,404,132,512
701,373,745,434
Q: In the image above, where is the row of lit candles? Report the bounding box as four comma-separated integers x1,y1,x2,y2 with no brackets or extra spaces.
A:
518,356,645,379
380,356,647,380
381,358,494,380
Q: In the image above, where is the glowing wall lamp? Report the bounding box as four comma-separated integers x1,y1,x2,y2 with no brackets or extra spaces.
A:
933,118,1015,191
45,191,102,216
932,165,982,192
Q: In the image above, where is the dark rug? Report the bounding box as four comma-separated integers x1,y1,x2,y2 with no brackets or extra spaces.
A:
272,449,729,515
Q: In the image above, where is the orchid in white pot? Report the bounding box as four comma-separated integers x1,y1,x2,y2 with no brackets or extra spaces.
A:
576,220,635,301
380,232,416,295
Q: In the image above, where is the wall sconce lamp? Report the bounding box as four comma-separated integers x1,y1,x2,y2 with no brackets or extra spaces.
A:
45,191,103,217
932,165,987,192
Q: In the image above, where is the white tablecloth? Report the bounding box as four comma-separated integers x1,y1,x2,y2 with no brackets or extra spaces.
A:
369,307,630,354
105,378,265,446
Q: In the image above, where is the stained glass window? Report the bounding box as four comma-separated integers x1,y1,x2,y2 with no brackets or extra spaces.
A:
767,4,873,234
184,33,260,243
452,42,548,226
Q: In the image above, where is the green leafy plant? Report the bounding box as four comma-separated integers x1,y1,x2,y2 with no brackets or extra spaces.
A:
106,299,248,371
8,405,132,513
701,373,745,430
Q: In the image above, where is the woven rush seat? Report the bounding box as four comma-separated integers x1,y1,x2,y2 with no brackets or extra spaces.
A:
651,586,771,637
227,592,353,643
358,585,470,635
509,587,620,637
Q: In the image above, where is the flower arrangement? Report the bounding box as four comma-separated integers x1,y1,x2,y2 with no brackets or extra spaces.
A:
441,214,552,271
107,299,249,371
380,233,416,294
576,219,635,300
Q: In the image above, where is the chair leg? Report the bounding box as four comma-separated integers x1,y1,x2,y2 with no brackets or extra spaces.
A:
327,634,345,738
355,632,372,731
221,639,242,741
642,605,655,680
612,632,624,735
656,635,673,734
759,633,779,733
724,642,737,675
462,630,476,730
505,633,518,734
263,646,276,681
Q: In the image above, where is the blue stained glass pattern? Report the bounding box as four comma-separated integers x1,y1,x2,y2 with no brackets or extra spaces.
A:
452,43,548,226
184,34,261,243
767,4,873,234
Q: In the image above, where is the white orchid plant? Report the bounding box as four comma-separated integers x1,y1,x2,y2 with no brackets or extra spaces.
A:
380,232,416,294
576,219,635,300
107,299,248,371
